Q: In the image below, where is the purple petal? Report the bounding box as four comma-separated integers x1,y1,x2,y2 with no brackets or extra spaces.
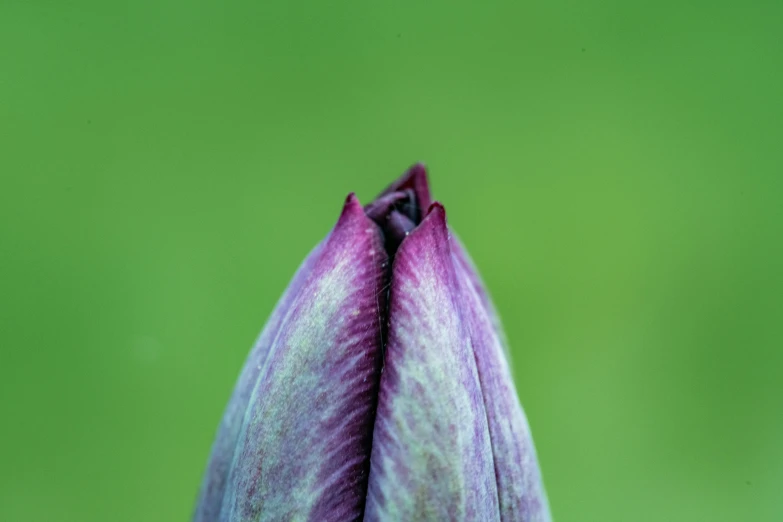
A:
364,204,500,521
202,194,388,522
373,163,432,223
451,235,511,359
454,252,552,522
194,240,324,522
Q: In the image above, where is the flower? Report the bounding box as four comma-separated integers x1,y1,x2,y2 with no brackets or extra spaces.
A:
194,164,551,522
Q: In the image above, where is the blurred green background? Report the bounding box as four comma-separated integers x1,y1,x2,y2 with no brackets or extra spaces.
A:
1,0,781,521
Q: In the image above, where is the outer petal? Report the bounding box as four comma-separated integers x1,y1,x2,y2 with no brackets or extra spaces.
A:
194,238,325,522
364,204,500,521
454,252,552,522
205,194,387,522
451,236,511,359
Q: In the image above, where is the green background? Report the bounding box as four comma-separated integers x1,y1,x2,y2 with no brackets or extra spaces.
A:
2,1,781,521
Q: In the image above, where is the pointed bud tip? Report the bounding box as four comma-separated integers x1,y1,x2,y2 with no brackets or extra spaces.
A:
401,200,449,256
334,192,379,239
422,201,448,234
425,201,445,218
343,191,361,207
407,162,427,181
377,163,433,215
340,192,365,219
405,163,432,211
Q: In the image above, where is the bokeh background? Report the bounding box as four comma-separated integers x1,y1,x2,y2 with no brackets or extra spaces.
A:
2,1,782,521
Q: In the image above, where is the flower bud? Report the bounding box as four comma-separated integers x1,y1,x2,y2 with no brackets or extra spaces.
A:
194,165,551,522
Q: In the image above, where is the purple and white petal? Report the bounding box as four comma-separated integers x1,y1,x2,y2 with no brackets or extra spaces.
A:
217,194,387,522
365,204,500,522
451,235,511,359
455,254,552,522
193,240,325,522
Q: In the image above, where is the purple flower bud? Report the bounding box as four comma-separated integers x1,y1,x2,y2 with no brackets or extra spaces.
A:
194,165,551,522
